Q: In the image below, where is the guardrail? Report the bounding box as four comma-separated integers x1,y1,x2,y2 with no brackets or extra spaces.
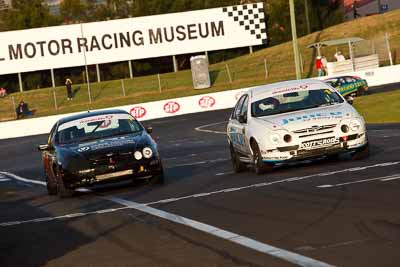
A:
0,64,399,140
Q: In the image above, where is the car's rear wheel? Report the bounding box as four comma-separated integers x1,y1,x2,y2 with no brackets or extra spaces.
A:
251,141,273,175
55,169,74,198
230,144,246,173
46,175,57,195
356,87,367,96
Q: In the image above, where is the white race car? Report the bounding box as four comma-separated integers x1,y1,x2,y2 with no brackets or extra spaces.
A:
227,79,369,174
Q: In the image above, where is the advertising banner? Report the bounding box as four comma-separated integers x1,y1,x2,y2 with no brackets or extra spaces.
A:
0,3,267,74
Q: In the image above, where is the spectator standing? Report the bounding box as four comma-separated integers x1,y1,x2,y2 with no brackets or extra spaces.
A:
315,56,324,77
334,51,346,62
321,55,328,76
15,100,32,119
0,87,7,97
65,78,73,100
353,2,361,19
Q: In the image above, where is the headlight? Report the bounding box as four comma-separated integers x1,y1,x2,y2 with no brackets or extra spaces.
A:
134,151,143,160
283,134,292,143
142,147,153,159
341,124,349,133
269,134,280,145
350,120,361,131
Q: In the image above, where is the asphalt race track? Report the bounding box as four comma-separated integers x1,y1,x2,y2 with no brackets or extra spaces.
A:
1,94,400,267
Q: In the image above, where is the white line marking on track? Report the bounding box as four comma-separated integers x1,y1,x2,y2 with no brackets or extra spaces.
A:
1,162,399,230
0,178,10,182
381,176,400,182
317,174,400,188
105,196,335,267
0,207,129,227
172,158,228,167
0,171,46,186
296,239,370,252
216,171,234,176
195,121,227,134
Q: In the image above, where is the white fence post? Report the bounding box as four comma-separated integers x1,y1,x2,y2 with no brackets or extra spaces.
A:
385,32,393,66
11,96,16,118
50,69,56,88
264,58,269,79
18,73,23,92
121,79,126,96
157,73,162,93
225,64,232,83
53,90,58,110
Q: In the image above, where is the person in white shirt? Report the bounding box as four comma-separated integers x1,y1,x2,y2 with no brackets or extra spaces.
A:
334,51,346,61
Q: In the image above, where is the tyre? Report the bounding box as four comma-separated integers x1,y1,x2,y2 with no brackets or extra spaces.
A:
149,162,165,185
46,175,57,195
55,170,74,198
326,153,341,161
356,87,367,97
351,143,370,160
251,141,273,175
149,172,164,185
230,144,246,173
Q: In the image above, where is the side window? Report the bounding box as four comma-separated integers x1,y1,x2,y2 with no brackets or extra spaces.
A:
240,96,249,119
48,123,58,145
231,95,246,120
345,77,355,83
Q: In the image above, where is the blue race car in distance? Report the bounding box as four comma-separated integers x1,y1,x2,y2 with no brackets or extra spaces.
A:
325,76,368,97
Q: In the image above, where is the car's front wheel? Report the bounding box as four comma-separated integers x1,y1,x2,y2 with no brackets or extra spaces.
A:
149,162,165,185
351,143,370,160
230,144,246,173
55,169,74,198
251,141,273,175
46,174,57,195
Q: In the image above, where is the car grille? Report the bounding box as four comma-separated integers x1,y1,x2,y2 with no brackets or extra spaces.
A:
89,152,133,167
293,124,337,138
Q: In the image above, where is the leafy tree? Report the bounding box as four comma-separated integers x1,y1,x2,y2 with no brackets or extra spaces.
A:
2,0,59,30
60,0,87,23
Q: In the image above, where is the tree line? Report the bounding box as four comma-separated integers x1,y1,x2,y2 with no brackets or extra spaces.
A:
0,0,344,92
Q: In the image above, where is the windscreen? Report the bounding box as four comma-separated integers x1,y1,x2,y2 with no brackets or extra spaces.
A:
56,113,143,144
251,88,344,117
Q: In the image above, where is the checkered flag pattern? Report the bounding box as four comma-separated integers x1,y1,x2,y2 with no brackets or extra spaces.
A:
222,3,267,44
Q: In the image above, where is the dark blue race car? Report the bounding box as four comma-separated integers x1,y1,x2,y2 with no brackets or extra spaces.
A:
38,109,164,197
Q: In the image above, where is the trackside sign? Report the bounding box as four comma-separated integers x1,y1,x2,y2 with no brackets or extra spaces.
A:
0,3,267,75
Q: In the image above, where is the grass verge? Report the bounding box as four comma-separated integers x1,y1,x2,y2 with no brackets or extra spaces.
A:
354,90,400,123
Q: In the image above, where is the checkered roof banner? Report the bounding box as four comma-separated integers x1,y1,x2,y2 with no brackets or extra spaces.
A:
223,2,267,44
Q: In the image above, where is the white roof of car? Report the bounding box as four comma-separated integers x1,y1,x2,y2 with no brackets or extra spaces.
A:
247,79,331,101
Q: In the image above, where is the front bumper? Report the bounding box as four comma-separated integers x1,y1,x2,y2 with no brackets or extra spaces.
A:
63,158,163,188
262,133,368,163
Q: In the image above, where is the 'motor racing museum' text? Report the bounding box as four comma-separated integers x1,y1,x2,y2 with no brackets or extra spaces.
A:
0,3,267,75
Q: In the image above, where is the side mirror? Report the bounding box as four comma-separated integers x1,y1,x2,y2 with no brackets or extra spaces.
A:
345,96,354,105
38,144,51,151
238,114,247,124
146,126,153,134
